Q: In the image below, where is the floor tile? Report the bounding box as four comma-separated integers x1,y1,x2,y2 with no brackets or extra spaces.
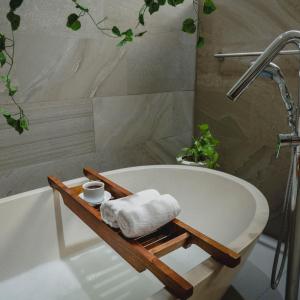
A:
226,235,300,300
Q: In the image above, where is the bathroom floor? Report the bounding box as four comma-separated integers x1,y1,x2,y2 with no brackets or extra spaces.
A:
222,235,300,300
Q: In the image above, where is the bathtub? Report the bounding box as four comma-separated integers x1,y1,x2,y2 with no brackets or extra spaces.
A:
0,165,269,300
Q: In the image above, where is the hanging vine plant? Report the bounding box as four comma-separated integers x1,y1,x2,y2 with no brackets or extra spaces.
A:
0,0,216,134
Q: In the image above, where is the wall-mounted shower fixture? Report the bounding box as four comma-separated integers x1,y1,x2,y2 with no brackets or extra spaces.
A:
214,49,300,60
223,30,300,300
226,31,300,102
255,61,297,134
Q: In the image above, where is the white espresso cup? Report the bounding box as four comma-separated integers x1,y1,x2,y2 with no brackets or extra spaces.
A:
82,181,105,204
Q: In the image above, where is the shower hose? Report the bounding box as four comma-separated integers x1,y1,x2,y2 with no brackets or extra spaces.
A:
271,147,297,289
271,67,300,289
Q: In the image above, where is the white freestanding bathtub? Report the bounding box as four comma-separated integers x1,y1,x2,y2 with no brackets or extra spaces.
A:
0,165,269,300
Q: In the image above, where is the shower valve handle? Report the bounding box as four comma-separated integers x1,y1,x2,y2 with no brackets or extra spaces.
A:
276,133,300,158
278,133,300,147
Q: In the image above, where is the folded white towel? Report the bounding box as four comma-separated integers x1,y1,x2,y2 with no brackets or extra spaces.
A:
117,194,181,238
100,189,160,228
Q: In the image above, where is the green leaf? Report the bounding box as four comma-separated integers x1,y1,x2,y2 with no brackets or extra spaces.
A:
116,29,134,46
167,0,184,6
197,36,205,48
135,31,147,37
158,0,166,5
0,52,6,67
122,29,133,39
0,75,17,96
0,107,9,116
139,13,145,25
149,2,160,14
7,11,21,31
0,75,8,84
182,18,196,34
145,0,154,6
198,123,209,133
203,0,216,14
202,145,214,156
9,0,23,11
112,26,121,36
4,114,16,127
125,35,133,42
3,114,19,133
66,13,81,31
0,108,29,134
16,119,24,134
0,34,6,51
111,26,121,36
8,84,17,96
20,115,29,130
1,111,28,134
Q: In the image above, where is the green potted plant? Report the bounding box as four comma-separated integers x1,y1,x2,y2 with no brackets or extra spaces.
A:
177,123,220,168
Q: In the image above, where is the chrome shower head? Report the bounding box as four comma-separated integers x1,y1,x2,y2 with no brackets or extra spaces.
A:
256,62,294,114
227,30,300,101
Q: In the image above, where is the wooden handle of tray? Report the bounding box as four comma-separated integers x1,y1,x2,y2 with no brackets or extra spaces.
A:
173,219,241,268
147,257,193,299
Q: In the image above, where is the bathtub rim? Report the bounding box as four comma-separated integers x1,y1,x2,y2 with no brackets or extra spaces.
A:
0,164,269,298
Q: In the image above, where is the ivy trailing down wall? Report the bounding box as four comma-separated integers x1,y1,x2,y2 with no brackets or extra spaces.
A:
0,0,216,134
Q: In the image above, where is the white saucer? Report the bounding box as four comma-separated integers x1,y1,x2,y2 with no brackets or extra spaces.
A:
79,191,112,206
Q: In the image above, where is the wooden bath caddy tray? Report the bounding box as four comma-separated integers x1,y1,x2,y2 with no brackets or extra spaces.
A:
48,167,241,299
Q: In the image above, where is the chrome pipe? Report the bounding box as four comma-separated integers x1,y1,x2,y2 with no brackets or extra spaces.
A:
214,50,300,59
227,30,300,101
286,175,300,300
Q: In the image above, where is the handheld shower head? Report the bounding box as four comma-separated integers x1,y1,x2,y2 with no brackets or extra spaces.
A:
255,62,296,132
256,62,293,107
227,30,300,101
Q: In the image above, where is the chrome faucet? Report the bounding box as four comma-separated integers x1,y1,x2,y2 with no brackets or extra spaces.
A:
227,30,300,300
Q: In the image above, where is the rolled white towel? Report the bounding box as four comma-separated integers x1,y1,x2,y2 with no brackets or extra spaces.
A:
100,189,160,228
117,194,181,238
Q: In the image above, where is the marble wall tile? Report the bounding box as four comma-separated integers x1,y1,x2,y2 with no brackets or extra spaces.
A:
0,1,196,197
144,132,193,164
7,33,127,103
0,98,95,171
195,0,300,236
94,132,193,172
0,131,192,199
92,91,194,151
0,0,104,39
7,30,196,102
0,153,99,198
127,32,196,95
1,1,196,103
